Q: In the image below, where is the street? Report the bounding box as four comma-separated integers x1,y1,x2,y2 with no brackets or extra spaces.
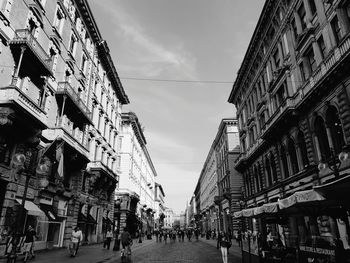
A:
0,238,242,263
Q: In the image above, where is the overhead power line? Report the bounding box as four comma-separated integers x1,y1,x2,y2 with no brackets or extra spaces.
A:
120,77,234,84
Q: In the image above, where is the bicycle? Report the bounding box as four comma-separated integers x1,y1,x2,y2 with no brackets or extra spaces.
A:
120,241,132,262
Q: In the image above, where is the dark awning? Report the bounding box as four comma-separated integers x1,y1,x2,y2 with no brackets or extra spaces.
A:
314,174,350,202
40,204,65,222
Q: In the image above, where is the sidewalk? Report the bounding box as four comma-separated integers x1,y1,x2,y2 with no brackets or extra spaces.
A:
0,238,155,263
199,237,242,258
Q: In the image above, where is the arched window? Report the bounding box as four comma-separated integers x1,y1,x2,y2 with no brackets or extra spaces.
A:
254,165,261,192
288,138,299,174
270,152,278,183
326,106,345,154
314,116,330,161
257,162,264,191
265,158,272,186
298,131,309,168
280,144,289,178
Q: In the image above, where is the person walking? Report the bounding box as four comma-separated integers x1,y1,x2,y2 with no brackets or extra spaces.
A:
70,226,83,257
219,233,231,263
104,228,113,250
121,227,132,255
217,231,223,249
22,225,37,262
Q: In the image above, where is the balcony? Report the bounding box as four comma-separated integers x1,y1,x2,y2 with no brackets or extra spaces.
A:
88,161,118,183
56,82,92,125
0,86,47,128
260,96,298,140
298,33,350,111
43,119,89,159
10,29,53,77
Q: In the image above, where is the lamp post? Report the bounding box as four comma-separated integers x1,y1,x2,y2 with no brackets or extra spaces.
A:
113,199,121,251
318,147,348,178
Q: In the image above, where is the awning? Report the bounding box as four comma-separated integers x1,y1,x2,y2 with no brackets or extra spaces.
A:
16,199,45,217
278,190,325,210
40,204,64,222
78,213,97,225
233,211,243,218
254,202,279,216
87,214,97,225
314,174,350,201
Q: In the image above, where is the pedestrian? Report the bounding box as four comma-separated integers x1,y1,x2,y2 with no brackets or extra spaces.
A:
219,233,231,263
155,229,159,242
70,226,83,257
22,225,37,262
104,228,113,250
121,227,132,255
181,230,185,242
217,231,223,249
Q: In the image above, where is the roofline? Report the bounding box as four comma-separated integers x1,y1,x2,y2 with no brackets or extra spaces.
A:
228,0,272,104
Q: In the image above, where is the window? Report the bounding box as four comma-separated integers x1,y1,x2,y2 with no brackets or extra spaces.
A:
331,16,342,44
275,83,287,108
273,49,280,69
309,0,317,17
317,35,326,59
68,33,77,56
259,112,266,129
306,47,316,72
0,137,13,166
298,131,309,168
314,116,331,161
298,4,307,31
288,139,299,174
326,106,345,154
280,145,289,178
53,5,65,35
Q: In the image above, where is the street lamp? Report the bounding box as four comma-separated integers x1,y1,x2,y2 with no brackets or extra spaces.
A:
113,199,121,251
318,148,348,178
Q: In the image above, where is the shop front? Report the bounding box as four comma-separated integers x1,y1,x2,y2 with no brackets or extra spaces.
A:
234,189,350,263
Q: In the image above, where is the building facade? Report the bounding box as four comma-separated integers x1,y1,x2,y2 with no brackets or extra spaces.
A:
116,112,156,236
164,207,174,228
213,119,241,234
228,0,350,262
154,182,165,229
0,0,128,252
199,147,219,233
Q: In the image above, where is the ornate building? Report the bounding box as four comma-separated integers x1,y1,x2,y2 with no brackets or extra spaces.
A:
116,112,157,237
154,182,165,229
213,119,241,234
0,0,128,252
228,0,350,262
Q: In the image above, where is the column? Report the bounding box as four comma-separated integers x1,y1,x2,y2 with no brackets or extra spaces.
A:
11,46,26,86
325,124,335,150
313,133,322,161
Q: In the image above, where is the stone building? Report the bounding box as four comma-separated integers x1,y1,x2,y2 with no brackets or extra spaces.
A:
154,182,165,229
116,112,157,236
0,0,128,252
228,0,350,262
213,119,241,234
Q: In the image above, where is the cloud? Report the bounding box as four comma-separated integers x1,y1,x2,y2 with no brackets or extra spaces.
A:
94,1,198,80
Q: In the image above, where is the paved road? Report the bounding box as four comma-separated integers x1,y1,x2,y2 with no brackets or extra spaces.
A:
0,237,242,263
108,239,241,263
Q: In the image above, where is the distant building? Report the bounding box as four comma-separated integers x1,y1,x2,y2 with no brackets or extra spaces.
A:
154,183,166,229
164,207,174,228
116,112,157,236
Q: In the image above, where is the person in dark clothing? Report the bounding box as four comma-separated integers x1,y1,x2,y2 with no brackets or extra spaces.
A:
23,225,37,262
121,227,132,255
217,231,223,249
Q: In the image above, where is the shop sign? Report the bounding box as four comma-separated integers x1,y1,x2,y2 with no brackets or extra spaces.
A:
299,246,335,256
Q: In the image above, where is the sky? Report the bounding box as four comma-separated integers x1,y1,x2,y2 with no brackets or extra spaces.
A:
89,0,265,214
